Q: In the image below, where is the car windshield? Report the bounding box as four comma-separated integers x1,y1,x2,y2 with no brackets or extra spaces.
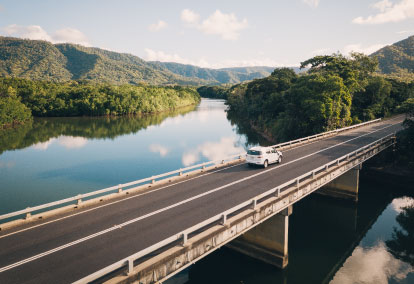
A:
247,150,262,155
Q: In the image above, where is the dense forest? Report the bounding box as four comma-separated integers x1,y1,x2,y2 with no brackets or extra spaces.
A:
372,35,414,74
0,105,196,154
0,36,274,86
221,53,413,142
0,78,200,128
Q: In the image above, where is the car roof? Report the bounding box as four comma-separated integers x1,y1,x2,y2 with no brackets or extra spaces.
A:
248,146,268,151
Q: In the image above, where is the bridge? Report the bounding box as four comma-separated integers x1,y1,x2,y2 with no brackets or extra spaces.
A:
0,116,404,284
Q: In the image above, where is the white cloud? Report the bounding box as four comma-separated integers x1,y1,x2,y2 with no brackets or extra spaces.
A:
200,10,248,40
149,144,169,157
311,48,332,55
372,0,393,12
31,136,87,150
303,0,320,8
58,136,88,149
32,138,56,150
353,0,414,24
331,242,414,284
3,24,52,41
391,197,414,213
1,24,90,46
343,43,388,55
53,28,90,46
148,20,167,32
182,151,200,166
181,9,200,24
182,137,244,166
144,48,281,68
180,9,248,40
397,29,414,34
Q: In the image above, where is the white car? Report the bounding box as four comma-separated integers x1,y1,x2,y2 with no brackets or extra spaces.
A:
246,146,283,168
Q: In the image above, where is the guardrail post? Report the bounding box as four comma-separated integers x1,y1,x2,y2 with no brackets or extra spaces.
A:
347,154,350,161
251,199,257,210
337,160,340,166
118,184,123,193
221,159,225,164
77,195,82,206
182,233,188,246
202,165,206,171
127,258,134,275
312,171,315,179
296,178,299,188
25,208,31,220
275,187,280,197
151,177,155,184
179,169,183,176
325,165,328,171
220,214,227,225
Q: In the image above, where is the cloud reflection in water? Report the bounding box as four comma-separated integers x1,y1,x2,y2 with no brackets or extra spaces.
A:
182,137,244,166
32,136,88,150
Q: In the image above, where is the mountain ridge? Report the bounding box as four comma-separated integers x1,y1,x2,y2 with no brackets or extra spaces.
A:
0,36,276,85
371,35,414,74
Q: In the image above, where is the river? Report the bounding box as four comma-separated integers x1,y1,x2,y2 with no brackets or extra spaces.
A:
0,98,413,283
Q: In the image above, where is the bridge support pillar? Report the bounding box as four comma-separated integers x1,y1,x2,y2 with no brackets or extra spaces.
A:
227,206,292,269
319,164,361,202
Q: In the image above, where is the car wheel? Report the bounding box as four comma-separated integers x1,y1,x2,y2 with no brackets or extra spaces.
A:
263,160,268,168
278,156,282,163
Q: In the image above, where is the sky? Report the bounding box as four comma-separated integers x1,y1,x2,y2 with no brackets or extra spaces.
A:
0,0,413,68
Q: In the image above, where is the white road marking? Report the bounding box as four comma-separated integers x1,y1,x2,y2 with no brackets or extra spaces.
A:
1,116,402,239
0,119,402,273
0,163,242,239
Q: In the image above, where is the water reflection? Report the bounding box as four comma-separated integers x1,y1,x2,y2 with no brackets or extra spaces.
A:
331,241,413,284
175,175,414,284
149,144,169,157
0,99,253,215
386,202,414,267
226,107,273,147
32,136,89,150
182,137,245,166
0,104,197,155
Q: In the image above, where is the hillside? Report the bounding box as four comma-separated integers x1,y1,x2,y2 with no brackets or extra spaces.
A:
372,35,414,74
0,37,275,85
149,62,275,84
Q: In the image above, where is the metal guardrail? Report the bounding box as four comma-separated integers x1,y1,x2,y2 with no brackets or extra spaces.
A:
0,154,244,222
74,132,396,284
270,118,381,149
0,118,382,223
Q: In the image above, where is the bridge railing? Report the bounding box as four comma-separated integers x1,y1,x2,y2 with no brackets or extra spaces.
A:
0,118,382,224
74,132,396,284
0,153,245,223
271,118,381,149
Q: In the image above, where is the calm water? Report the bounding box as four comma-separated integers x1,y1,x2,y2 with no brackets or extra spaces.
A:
173,176,414,284
1,99,413,283
0,99,253,215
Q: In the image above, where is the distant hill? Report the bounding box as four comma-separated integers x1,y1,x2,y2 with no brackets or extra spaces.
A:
0,36,277,85
371,35,414,74
150,62,276,84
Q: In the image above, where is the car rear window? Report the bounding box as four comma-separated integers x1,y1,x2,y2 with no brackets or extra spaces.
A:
247,150,262,155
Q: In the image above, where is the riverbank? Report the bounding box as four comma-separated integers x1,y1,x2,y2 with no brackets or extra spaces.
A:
0,77,200,128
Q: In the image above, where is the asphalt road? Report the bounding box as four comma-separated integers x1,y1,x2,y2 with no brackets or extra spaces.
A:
0,116,404,283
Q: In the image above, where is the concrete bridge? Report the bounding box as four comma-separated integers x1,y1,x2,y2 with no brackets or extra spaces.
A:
0,116,404,284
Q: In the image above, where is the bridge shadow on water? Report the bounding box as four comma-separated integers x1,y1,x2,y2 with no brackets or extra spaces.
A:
166,168,414,284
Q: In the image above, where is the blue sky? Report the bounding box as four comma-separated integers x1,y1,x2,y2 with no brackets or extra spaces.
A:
0,0,413,68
